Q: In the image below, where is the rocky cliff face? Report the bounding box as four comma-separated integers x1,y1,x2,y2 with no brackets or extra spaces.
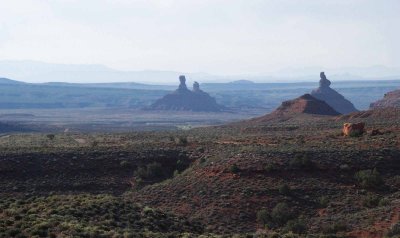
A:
148,76,224,112
311,72,358,114
370,89,400,109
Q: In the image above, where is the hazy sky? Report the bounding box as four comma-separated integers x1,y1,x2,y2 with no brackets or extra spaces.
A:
0,0,399,75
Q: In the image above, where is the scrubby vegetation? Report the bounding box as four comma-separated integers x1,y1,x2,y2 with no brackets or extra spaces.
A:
386,222,400,237
355,168,384,189
289,154,314,170
0,194,203,238
0,108,399,237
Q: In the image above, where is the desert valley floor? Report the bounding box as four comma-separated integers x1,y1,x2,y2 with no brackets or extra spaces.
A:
0,107,399,237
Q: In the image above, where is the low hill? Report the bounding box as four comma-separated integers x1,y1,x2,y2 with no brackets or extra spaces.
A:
229,80,255,84
271,94,340,116
247,94,340,124
370,89,400,109
0,77,23,85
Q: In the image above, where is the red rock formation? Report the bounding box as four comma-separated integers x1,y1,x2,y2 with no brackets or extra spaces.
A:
272,94,340,116
248,94,340,123
343,122,365,136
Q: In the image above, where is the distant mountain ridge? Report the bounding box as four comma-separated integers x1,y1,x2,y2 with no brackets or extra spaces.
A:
0,77,23,84
0,60,220,84
1,60,400,84
0,72,398,110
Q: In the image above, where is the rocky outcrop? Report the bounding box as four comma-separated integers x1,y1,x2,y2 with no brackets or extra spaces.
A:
370,89,400,109
311,72,358,114
343,122,365,137
148,76,224,112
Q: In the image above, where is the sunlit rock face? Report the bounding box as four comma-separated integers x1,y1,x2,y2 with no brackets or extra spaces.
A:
311,72,358,114
148,75,224,112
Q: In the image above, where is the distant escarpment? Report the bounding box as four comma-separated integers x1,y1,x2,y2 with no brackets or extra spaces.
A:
370,89,400,109
249,94,340,123
147,75,224,112
311,72,358,114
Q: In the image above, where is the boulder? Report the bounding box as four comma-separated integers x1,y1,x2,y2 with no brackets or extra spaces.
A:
343,122,365,137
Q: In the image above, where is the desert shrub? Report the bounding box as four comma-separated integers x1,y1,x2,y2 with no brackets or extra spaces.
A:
175,160,187,172
30,227,48,237
265,163,277,172
175,136,188,146
362,193,380,208
271,202,294,226
281,232,299,238
91,141,99,148
6,228,21,237
134,167,148,179
173,170,180,177
120,160,131,168
318,196,330,208
256,209,269,226
278,184,291,196
230,164,240,173
387,222,400,237
283,219,307,234
349,130,363,137
355,168,384,189
146,162,163,178
289,154,314,170
322,222,348,234
378,198,390,206
256,203,295,228
134,162,163,179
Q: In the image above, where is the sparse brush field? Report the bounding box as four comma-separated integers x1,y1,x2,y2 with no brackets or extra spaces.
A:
0,194,204,238
0,109,400,237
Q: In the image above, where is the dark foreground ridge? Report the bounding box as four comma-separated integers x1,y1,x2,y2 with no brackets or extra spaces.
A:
147,75,224,112
311,72,358,114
